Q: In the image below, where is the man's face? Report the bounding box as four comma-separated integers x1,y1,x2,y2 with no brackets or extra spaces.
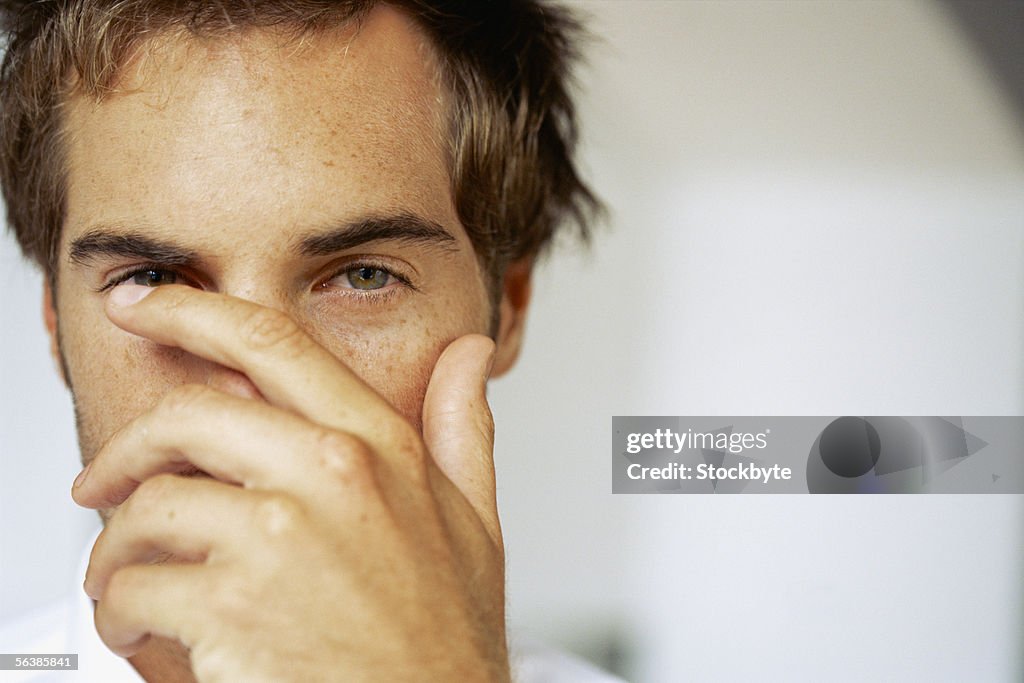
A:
50,8,511,477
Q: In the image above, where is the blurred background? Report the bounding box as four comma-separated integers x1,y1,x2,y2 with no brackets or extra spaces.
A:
2,1,1023,681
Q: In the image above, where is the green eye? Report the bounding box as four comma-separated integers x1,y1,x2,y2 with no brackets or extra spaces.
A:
346,266,391,290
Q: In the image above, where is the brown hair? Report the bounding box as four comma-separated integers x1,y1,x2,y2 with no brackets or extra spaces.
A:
0,0,600,295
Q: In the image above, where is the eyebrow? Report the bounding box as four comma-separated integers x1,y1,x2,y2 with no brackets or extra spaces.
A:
68,213,458,266
296,213,457,257
69,230,199,267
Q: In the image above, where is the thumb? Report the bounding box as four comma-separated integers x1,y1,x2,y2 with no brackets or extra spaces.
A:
422,333,498,537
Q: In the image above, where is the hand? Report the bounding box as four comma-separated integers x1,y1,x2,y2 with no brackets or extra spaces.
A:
71,285,508,682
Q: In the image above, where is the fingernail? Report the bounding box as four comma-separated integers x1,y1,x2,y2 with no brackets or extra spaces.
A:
108,285,156,308
73,462,92,489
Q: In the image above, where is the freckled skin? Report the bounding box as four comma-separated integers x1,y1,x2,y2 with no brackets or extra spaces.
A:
54,9,498,469
47,7,531,680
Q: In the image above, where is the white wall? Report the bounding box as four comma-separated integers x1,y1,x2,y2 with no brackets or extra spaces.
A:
1,241,96,617
492,1,1024,680
2,1,1022,680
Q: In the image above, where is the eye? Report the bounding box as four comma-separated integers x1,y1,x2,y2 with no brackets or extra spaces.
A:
344,266,392,290
128,269,178,287
100,266,186,292
315,260,415,303
321,262,410,293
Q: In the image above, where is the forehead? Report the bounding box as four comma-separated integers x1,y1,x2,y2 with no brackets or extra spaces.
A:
60,5,454,254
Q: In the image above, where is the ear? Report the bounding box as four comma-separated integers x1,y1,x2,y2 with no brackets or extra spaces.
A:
490,257,533,378
42,281,68,386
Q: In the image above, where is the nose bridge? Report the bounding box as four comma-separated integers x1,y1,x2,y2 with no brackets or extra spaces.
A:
196,259,295,399
216,254,297,312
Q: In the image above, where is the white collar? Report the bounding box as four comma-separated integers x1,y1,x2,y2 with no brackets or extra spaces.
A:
67,528,143,682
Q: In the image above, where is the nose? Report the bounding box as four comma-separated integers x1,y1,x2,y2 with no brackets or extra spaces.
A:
195,276,291,401
196,275,292,402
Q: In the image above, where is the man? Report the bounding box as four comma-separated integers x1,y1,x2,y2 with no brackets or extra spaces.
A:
0,0,613,680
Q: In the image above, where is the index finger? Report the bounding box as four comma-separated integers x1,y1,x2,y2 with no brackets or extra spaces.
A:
105,285,396,433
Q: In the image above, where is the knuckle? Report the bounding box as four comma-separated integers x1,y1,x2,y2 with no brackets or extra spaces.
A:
190,644,236,683
124,473,178,517
253,494,305,538
314,430,372,483
240,307,304,354
103,565,145,607
208,575,248,622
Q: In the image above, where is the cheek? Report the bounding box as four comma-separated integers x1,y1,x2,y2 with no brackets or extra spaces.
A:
63,321,195,461
315,327,441,431
306,287,492,430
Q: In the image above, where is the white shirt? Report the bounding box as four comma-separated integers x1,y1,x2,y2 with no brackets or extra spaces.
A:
0,531,624,682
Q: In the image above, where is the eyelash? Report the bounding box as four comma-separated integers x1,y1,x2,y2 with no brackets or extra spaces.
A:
97,260,415,301
97,262,191,292
318,260,416,301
